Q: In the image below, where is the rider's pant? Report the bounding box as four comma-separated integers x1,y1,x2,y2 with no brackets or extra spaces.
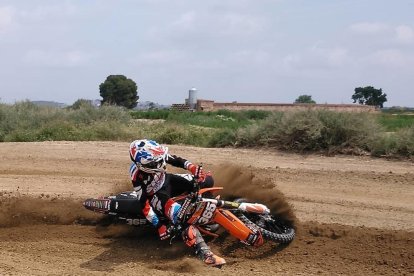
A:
182,225,209,254
150,174,214,223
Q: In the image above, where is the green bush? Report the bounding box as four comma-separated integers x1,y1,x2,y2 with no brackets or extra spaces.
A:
371,126,414,158
208,129,237,147
130,109,171,120
0,101,133,142
235,110,383,154
275,111,324,151
152,124,216,147
234,112,283,147
317,111,382,153
395,126,414,157
240,110,271,120
165,111,246,129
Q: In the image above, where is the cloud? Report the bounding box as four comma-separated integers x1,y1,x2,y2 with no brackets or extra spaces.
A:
349,22,390,35
282,44,350,74
218,12,267,36
0,3,77,35
149,10,267,42
315,47,349,67
0,6,15,33
348,22,414,45
395,25,414,44
23,50,96,67
227,49,271,66
171,11,197,31
18,3,76,21
129,50,187,66
365,49,409,67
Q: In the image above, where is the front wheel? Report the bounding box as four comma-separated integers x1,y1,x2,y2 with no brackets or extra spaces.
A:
234,199,295,244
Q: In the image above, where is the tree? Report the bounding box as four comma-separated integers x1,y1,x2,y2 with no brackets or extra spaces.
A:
352,86,387,108
295,95,316,104
99,75,139,109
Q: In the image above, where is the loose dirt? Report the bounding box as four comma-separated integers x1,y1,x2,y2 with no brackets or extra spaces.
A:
0,141,413,275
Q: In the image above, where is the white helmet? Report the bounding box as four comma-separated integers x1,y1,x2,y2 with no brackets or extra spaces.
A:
129,139,168,173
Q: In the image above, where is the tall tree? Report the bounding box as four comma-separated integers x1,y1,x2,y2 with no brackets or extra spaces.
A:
295,95,316,104
99,75,139,109
352,86,387,108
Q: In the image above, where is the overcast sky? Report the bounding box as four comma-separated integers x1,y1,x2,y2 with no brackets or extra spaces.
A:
0,0,413,107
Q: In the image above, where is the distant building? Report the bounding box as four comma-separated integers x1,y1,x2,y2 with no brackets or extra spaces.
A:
196,100,378,113
171,89,378,113
171,87,198,111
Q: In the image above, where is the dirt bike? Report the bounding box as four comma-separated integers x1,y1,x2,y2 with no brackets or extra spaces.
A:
83,174,295,246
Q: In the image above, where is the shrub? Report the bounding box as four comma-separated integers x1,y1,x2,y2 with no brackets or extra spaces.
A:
317,111,382,154
0,101,132,142
235,110,383,154
235,112,283,147
394,126,414,157
130,110,171,120
275,111,323,151
209,129,237,147
241,109,271,120
371,126,414,158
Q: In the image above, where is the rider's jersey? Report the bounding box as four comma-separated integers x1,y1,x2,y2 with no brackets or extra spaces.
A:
129,154,191,226
129,154,190,194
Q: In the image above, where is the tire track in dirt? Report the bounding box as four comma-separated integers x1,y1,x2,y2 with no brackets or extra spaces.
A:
288,195,414,230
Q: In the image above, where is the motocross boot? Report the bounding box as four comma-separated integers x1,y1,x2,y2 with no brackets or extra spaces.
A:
197,246,226,268
183,225,226,267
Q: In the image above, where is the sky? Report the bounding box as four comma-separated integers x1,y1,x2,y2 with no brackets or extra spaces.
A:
0,0,413,107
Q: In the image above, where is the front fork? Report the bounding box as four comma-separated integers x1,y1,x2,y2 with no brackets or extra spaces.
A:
202,198,268,246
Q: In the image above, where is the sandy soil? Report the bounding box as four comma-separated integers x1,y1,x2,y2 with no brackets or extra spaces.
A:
0,141,413,275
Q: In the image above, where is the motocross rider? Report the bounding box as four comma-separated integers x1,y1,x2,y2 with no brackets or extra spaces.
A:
129,139,226,267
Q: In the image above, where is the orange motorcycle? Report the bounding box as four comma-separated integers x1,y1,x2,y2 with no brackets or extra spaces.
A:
83,178,295,246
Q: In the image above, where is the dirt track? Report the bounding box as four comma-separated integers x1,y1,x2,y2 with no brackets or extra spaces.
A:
0,141,413,275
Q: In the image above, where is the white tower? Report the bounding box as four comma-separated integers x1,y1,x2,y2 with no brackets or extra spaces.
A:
188,87,198,109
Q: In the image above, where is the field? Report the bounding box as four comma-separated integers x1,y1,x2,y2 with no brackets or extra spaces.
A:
0,142,413,275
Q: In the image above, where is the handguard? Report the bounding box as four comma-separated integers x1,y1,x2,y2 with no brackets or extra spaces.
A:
208,199,270,215
238,202,270,214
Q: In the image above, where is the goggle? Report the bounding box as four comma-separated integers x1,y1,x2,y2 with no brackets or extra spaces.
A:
142,160,164,169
